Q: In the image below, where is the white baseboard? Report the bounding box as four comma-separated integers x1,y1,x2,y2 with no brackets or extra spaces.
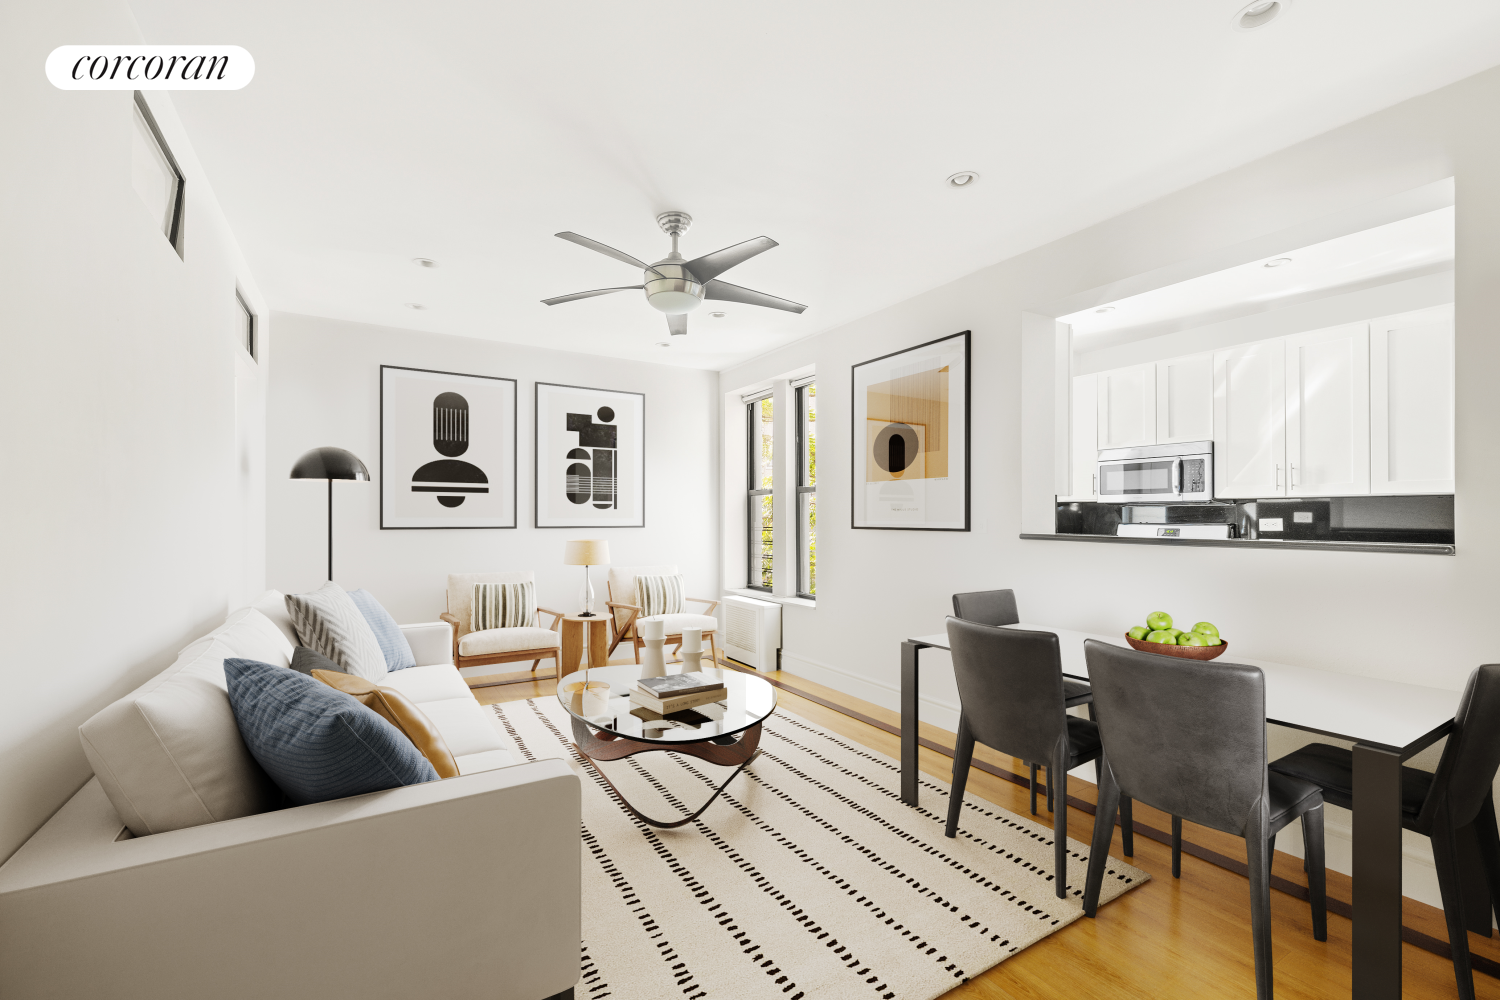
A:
779,651,963,732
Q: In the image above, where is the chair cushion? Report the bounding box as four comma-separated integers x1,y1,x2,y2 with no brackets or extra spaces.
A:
458,626,561,656
1064,716,1103,763
1267,770,1324,831
291,645,343,676
284,581,388,681
79,639,282,837
635,574,685,617
224,658,438,805
348,589,417,671
1269,742,1433,818
311,670,459,778
471,580,536,632
642,613,718,637
446,571,534,639
607,565,678,632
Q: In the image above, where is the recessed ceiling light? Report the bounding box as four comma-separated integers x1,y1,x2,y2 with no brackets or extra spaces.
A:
946,171,979,188
405,302,426,310
1233,0,1286,31
709,311,726,318
1264,257,1293,268
411,258,438,268
655,341,671,348
1095,306,1116,314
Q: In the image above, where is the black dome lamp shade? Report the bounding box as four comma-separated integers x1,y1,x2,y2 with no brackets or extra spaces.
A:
290,447,370,581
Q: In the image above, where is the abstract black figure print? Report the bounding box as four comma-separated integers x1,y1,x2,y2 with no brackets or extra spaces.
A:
381,367,517,528
536,383,644,528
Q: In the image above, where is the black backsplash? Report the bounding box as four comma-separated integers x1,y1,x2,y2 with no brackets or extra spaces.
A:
1056,494,1454,544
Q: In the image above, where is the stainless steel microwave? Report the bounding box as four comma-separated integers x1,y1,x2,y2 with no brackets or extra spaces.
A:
1097,441,1214,503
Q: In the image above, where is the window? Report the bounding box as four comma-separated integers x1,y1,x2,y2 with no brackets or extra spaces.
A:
131,92,185,257
796,381,816,597
236,289,257,360
747,395,774,590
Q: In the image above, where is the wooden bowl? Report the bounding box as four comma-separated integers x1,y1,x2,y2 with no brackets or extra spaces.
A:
1124,635,1229,660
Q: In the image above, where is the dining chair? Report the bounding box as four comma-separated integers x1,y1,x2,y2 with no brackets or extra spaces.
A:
951,589,1094,817
1268,662,1500,1000
943,617,1131,899
1080,640,1327,1000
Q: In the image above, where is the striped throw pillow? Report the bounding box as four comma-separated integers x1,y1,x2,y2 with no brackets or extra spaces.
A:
635,574,685,618
471,581,536,632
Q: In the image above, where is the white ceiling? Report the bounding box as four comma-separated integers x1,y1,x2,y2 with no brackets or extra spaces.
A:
128,1,1500,371
1060,206,1455,340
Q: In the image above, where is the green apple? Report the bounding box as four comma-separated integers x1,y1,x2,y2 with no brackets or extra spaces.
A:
1203,636,1223,646
1146,630,1177,645
1192,621,1220,639
1178,632,1208,647
1146,611,1173,632
1127,626,1150,641
1164,628,1184,638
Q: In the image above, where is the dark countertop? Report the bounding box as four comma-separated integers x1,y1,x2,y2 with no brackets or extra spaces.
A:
1020,532,1455,556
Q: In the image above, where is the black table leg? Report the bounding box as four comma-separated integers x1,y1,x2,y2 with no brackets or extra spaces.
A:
901,640,921,806
1352,743,1403,1000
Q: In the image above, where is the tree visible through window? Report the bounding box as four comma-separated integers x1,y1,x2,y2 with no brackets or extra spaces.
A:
797,383,816,597
748,396,774,589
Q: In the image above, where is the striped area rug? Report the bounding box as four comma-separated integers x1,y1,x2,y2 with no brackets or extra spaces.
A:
491,699,1147,1000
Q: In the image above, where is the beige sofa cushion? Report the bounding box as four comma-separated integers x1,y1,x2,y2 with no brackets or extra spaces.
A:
250,589,299,648
379,665,516,765
79,624,283,837
446,572,534,640
458,627,561,657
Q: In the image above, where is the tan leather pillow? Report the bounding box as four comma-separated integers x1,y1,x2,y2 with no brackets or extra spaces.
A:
311,670,460,779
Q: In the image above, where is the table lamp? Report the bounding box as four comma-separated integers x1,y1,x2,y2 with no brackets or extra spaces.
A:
563,539,610,617
290,447,370,581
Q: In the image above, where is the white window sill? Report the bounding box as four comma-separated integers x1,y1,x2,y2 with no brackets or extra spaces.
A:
723,589,816,609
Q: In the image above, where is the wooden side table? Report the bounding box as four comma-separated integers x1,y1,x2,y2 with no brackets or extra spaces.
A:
559,615,610,680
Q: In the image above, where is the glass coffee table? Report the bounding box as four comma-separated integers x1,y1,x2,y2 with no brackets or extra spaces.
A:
557,662,777,828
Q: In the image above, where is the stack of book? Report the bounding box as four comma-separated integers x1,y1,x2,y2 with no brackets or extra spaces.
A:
630,672,727,715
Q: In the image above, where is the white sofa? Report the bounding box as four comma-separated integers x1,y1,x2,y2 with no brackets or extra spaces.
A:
0,592,580,1000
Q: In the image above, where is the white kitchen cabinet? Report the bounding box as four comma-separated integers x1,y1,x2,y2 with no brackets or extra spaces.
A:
1284,323,1370,496
1096,363,1156,449
1213,339,1286,498
1060,373,1098,500
1370,305,1455,494
1155,352,1214,444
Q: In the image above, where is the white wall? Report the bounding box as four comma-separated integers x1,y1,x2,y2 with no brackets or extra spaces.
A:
719,64,1500,910
265,313,720,626
0,3,267,860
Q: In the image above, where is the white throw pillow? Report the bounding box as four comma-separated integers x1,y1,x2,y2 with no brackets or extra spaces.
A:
79,638,282,837
284,581,388,681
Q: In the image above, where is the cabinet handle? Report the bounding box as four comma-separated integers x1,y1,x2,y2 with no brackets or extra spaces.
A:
1092,474,1097,496
1290,464,1298,487
1275,464,1281,489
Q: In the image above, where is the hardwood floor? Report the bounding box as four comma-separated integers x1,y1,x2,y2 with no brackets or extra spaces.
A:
472,660,1496,999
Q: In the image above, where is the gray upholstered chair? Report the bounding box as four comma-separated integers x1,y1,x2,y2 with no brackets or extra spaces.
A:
1081,639,1328,1000
951,589,1093,816
1269,663,1500,1000
943,617,1130,900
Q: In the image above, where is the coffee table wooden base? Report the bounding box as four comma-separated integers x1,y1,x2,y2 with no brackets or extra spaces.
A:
570,716,762,829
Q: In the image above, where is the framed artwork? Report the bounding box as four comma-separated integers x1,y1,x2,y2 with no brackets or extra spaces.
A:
535,382,645,528
380,366,517,529
851,330,971,531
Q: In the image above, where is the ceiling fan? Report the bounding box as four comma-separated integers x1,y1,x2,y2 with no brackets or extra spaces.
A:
542,211,807,337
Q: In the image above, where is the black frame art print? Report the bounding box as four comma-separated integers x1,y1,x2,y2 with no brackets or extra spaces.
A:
380,365,517,529
535,382,645,528
850,330,971,531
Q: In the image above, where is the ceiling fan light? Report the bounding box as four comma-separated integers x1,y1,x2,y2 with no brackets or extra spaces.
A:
646,289,702,314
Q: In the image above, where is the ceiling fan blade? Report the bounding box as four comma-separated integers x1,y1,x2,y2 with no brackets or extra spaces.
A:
684,236,778,283
667,313,688,336
541,285,643,306
555,232,664,277
703,279,807,314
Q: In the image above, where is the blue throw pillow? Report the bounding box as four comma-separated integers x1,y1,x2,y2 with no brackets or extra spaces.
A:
348,589,417,671
223,658,437,805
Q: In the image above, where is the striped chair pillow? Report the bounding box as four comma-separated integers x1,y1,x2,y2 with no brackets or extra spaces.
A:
471,581,536,632
635,574,685,618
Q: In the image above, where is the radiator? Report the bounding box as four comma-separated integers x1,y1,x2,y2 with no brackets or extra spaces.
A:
719,595,782,672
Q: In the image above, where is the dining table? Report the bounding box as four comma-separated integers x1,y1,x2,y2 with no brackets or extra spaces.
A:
901,622,1464,1000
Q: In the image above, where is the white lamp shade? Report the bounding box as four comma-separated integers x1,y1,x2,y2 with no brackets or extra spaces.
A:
563,539,610,566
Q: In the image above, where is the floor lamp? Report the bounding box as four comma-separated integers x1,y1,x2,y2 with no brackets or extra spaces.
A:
290,447,370,581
